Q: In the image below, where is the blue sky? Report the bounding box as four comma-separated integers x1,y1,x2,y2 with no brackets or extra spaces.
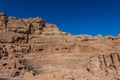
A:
0,0,120,36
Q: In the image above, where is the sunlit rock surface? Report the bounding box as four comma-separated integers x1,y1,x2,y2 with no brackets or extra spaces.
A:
0,13,120,80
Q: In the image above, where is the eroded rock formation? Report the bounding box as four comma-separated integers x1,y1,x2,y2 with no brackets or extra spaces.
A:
0,12,120,80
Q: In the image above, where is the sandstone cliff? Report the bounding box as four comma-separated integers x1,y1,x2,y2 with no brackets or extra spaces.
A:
0,12,120,80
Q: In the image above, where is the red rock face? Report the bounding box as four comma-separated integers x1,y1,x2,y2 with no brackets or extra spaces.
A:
0,12,120,80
